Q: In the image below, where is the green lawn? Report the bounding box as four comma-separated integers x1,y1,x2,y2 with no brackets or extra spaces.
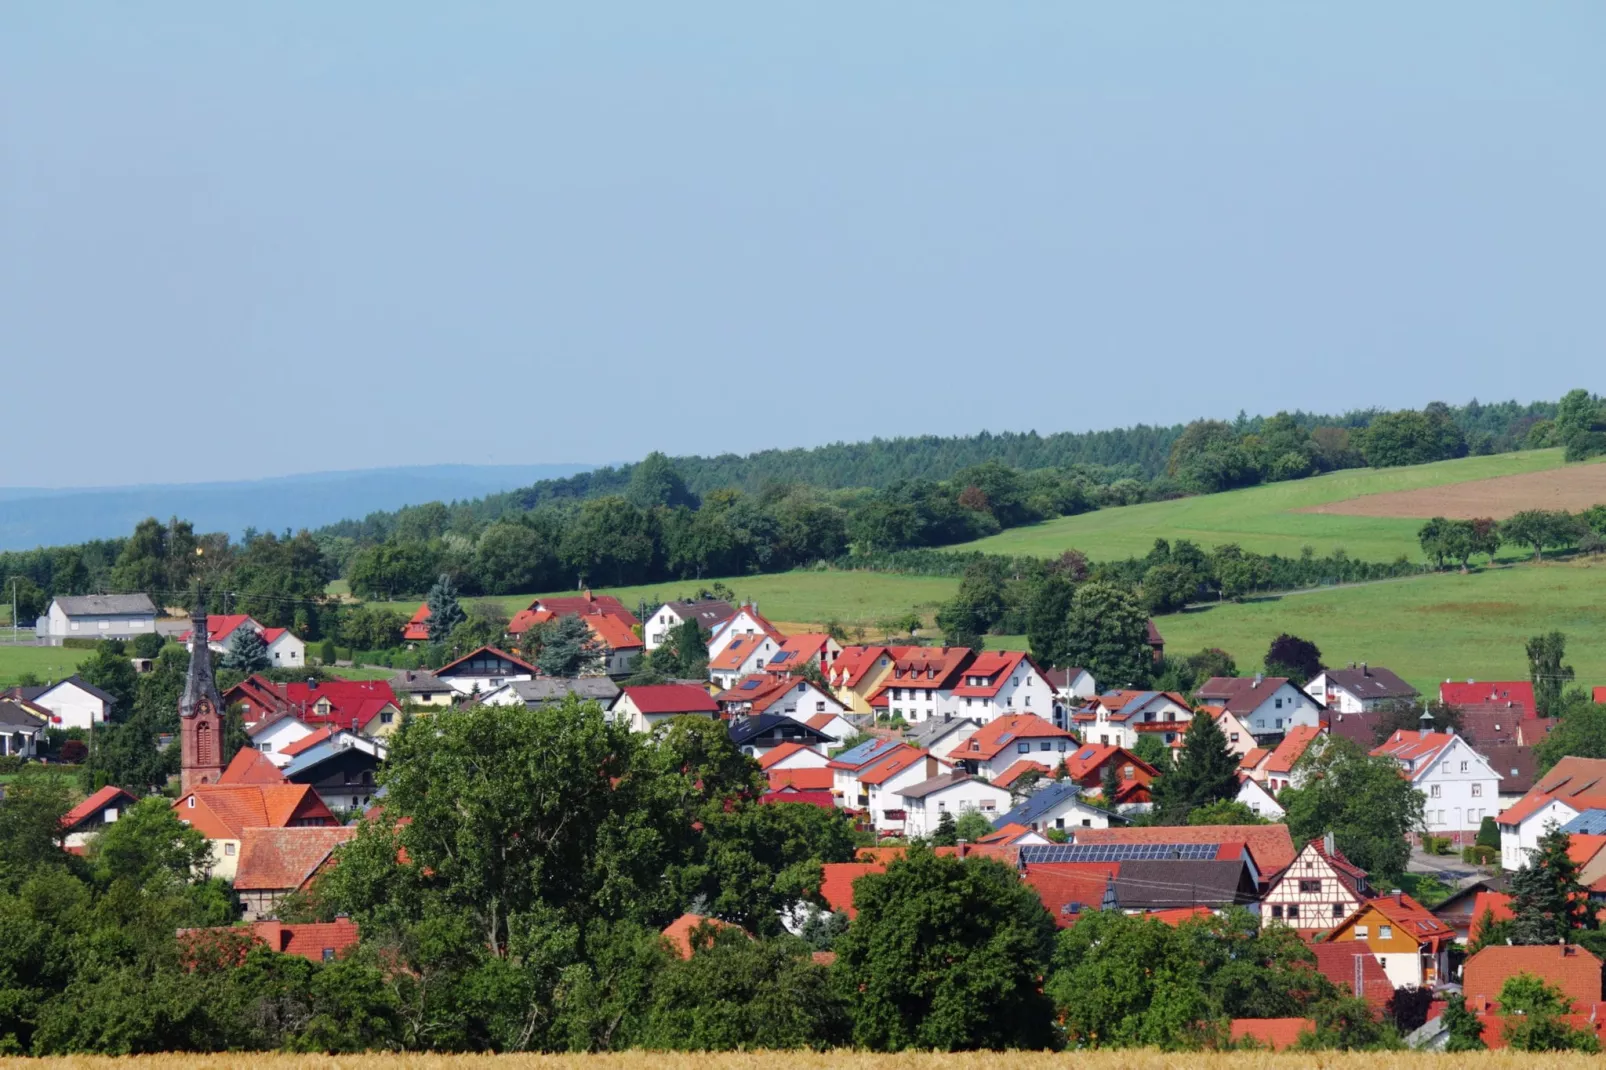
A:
994,560,1606,696
0,645,90,687
956,449,1575,563
369,570,961,632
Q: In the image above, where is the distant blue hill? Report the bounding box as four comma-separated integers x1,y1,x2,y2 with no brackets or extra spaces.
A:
0,464,596,550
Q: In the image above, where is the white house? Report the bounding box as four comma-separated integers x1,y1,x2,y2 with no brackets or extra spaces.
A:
828,738,919,810
1496,757,1606,871
907,717,982,761
796,710,856,752
0,700,46,757
1305,665,1419,713
17,676,118,730
60,785,141,850
247,714,318,768
898,774,1014,839
956,714,1078,779
708,634,782,690
1236,776,1285,820
861,750,953,834
1070,690,1192,750
758,742,832,774
1044,667,1097,728
1194,675,1324,742
1372,729,1500,844
706,604,783,661
38,594,157,646
993,780,1117,834
263,628,305,668
611,684,720,734
643,599,736,651
945,651,1055,723
434,646,539,696
717,675,846,722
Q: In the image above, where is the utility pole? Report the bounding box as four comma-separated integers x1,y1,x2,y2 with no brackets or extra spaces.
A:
10,578,16,644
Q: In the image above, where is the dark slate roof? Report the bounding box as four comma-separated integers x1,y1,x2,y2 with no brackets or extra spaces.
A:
898,772,987,801
1325,709,1382,748
1477,743,1538,796
393,670,451,694
1321,666,1419,701
664,600,737,629
52,594,157,617
503,677,620,707
994,781,1093,829
727,713,832,747
1457,707,1527,747
0,699,48,732
47,675,118,707
1111,859,1259,910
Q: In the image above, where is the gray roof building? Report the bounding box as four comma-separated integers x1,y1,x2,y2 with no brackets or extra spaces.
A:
501,677,621,708
51,594,158,617
1111,859,1260,910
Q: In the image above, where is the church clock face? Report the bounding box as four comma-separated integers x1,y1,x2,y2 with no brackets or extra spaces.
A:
195,698,214,720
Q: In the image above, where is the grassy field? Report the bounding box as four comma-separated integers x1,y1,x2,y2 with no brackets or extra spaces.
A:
2,1051,1596,1068
957,449,1583,563
997,559,1606,695
0,644,89,687
369,571,961,635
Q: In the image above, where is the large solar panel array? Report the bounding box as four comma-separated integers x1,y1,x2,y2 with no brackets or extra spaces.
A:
1562,809,1606,836
1020,843,1218,865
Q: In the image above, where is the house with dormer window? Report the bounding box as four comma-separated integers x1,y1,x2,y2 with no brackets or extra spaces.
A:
826,646,898,713
433,646,540,696
1372,729,1500,843
956,714,1077,779
706,604,784,661
1194,675,1323,744
1070,690,1191,750
1262,835,1372,932
709,633,782,689
946,651,1054,723
866,647,974,724
762,634,843,677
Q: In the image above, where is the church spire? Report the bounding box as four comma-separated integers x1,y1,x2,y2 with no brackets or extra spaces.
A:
180,589,225,792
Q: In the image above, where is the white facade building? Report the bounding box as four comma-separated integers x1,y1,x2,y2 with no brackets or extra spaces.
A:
898,774,1014,839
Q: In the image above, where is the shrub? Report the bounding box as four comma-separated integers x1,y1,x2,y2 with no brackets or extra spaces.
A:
59,739,88,764
1462,844,1498,866
316,638,337,665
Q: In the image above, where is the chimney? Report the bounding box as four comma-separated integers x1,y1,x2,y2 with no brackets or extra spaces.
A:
1252,673,1263,688
956,839,969,858
1323,831,1336,855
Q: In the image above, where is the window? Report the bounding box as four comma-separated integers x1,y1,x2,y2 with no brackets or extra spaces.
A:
1123,765,1134,780
380,712,394,725
1275,697,1284,709
1299,879,1321,894
104,808,119,823
1271,905,1284,918
1229,733,1239,744
1024,696,1031,707
187,797,196,809
1332,903,1345,917
1287,905,1300,919
1082,818,1092,827
98,620,109,630
1430,784,1441,798
966,698,974,707
1275,718,1283,729
1017,742,1030,754
1039,741,1052,752
1055,817,1065,829
1472,783,1482,797
1354,925,1368,939
70,621,80,630
322,948,336,962
1442,762,1451,775
224,843,236,856
261,743,273,753
1378,925,1393,940
1460,761,1469,772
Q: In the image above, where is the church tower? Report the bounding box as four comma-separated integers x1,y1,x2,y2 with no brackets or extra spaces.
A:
180,595,225,792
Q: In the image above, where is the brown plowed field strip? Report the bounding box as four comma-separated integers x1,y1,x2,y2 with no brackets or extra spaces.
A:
1299,462,1606,520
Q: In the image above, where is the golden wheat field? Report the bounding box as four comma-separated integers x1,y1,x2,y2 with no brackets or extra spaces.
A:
2,1053,1598,1070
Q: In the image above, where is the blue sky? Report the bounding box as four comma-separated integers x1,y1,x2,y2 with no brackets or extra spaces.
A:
3,3,1602,487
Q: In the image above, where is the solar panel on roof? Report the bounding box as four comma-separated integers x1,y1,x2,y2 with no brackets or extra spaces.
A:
740,679,762,691
1077,748,1096,760
772,651,793,663
998,733,1014,744
1020,843,1217,865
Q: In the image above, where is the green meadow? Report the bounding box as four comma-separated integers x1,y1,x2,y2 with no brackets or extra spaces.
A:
995,559,1606,696
0,645,90,688
956,449,1572,563
370,570,961,634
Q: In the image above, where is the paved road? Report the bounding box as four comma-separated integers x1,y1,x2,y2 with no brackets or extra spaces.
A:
1406,846,1482,886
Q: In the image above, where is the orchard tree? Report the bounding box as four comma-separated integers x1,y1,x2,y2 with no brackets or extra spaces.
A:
1060,581,1152,689
1264,633,1323,686
1280,738,1424,881
1527,631,1575,717
833,847,1058,1050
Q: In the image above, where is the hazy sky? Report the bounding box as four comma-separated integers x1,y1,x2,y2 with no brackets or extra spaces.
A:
4,3,1602,487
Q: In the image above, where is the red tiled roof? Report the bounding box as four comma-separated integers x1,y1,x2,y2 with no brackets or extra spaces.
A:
979,822,1034,845
1229,1018,1313,1051
586,613,643,651
1468,891,1514,942
881,647,975,691
278,726,333,759
233,826,357,891
1596,687,1606,705
757,741,820,769
767,767,833,792
993,759,1053,789
760,788,834,808
1147,905,1216,926
255,919,360,963
1022,863,1118,927
1063,742,1155,783
1074,824,1297,873
1305,942,1394,1008
1371,729,1458,774
533,592,639,628
403,604,431,642
1338,892,1453,948
1464,944,1604,1010
1239,747,1271,771
858,748,936,786
820,861,887,918
829,646,890,688
963,714,1073,761
764,634,831,674
624,684,720,716
950,651,1038,698
1265,725,1324,775
507,608,554,635
660,913,743,959
1498,756,1606,827
61,785,138,829
1441,680,1536,719
228,675,402,733
710,634,776,672
217,747,287,785
178,614,256,644
172,784,338,840
805,712,843,731
1569,834,1606,868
